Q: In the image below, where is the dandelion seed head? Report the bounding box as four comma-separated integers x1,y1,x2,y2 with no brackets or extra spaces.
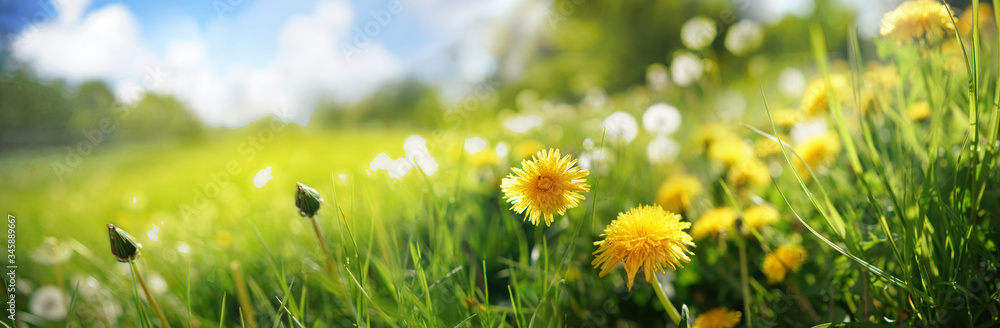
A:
778,67,806,99
647,137,679,165
671,53,704,87
681,16,717,51
601,111,638,142
30,286,67,321
643,103,682,135
147,225,159,242
254,166,273,188
464,137,487,154
725,20,764,56
505,115,543,133
495,142,508,158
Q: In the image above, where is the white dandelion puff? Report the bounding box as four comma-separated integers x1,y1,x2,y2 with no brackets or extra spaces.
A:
147,225,160,242
601,112,638,143
671,53,704,87
791,118,828,144
681,16,717,50
30,286,67,321
647,137,680,165
370,153,413,179
505,115,543,133
177,243,190,254
404,135,438,176
464,137,487,154
646,64,669,91
778,67,806,99
725,20,764,56
495,142,508,158
30,237,71,265
642,103,682,135
253,166,273,188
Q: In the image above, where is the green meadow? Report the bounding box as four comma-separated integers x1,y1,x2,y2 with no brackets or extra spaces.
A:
5,0,1000,327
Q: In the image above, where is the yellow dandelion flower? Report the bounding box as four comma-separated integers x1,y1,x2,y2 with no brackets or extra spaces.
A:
801,76,849,117
762,244,808,284
691,207,738,240
656,174,704,214
957,4,993,36
470,149,498,167
908,101,931,121
880,0,956,44
692,307,742,328
708,136,750,167
941,39,967,72
692,123,738,149
215,230,233,247
742,204,779,230
864,62,898,91
592,205,695,290
727,157,770,189
501,149,590,226
771,109,802,128
754,135,789,158
513,140,544,159
794,132,842,179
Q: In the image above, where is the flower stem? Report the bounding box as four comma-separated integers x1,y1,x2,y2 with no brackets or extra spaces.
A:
309,215,339,279
737,233,753,328
653,276,681,325
130,260,171,328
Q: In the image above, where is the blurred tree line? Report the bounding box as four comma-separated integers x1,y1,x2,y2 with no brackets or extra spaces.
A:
0,67,206,151
0,0,861,151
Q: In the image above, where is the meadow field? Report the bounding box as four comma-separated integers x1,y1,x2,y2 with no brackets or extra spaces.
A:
4,0,1000,327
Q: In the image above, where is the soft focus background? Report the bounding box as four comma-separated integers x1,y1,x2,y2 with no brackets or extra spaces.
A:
2,0,999,327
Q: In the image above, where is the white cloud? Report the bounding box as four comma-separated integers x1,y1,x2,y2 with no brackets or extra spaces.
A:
13,2,155,92
12,0,403,128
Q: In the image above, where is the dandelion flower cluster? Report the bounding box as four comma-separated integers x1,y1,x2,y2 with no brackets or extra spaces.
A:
742,204,779,230
707,137,750,167
727,157,770,189
908,101,931,121
800,76,849,117
879,0,955,44
691,207,738,240
501,149,590,226
656,173,704,214
795,132,842,174
957,4,994,36
692,307,742,328
592,205,695,290
646,63,669,91
762,244,808,284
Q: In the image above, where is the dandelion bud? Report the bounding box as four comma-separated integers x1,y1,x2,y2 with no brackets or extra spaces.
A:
107,224,141,262
295,182,323,218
